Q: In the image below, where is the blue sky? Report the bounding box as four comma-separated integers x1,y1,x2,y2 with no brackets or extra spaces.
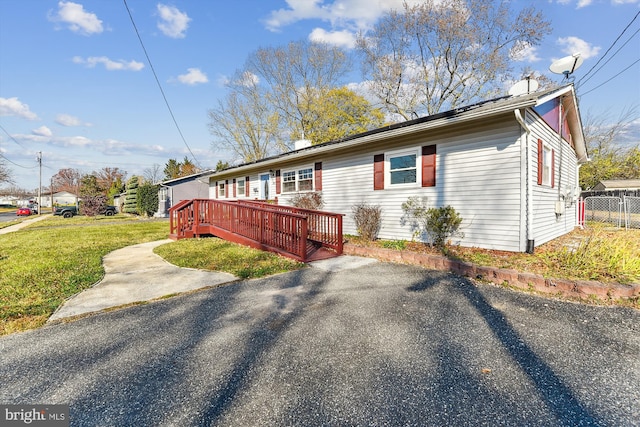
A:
1,0,639,192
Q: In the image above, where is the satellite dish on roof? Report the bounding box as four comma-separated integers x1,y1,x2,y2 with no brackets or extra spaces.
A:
549,53,583,79
508,77,539,96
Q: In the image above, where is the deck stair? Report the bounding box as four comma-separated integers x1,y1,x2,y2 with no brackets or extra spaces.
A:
169,199,343,262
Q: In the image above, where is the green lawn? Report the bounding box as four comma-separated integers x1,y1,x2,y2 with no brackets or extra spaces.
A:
0,216,303,335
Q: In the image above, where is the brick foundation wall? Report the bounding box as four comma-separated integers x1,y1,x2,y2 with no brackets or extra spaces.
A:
343,243,640,301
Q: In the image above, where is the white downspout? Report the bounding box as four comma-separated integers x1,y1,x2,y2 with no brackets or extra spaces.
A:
515,109,535,253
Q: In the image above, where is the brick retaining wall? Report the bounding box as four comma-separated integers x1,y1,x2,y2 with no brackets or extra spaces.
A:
344,243,640,301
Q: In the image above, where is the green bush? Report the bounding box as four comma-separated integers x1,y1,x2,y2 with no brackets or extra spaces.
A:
137,183,159,217
401,197,463,248
123,176,139,214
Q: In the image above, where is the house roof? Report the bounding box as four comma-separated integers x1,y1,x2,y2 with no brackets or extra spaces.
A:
207,84,586,179
160,170,212,186
596,179,640,189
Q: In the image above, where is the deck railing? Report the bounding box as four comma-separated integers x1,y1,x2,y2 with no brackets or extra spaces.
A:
239,200,344,254
169,199,343,262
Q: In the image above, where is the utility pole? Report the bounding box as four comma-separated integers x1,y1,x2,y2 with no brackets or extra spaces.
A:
37,152,42,216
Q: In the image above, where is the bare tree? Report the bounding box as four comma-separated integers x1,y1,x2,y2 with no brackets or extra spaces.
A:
356,0,551,120
208,82,281,163
51,168,82,194
94,167,127,194
579,107,640,189
0,158,12,185
247,40,351,141
143,164,163,183
209,40,386,161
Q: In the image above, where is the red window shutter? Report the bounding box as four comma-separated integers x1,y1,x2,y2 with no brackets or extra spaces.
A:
245,176,250,197
215,182,218,198
374,154,384,190
551,149,555,188
225,180,229,198
233,178,236,197
421,145,436,187
537,139,543,185
275,170,281,195
314,162,322,191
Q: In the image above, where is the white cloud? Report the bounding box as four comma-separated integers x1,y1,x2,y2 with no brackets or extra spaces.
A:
55,113,91,127
309,28,356,48
557,36,601,59
48,1,103,35
612,0,640,4
264,0,421,32
577,0,593,7
176,68,208,85
72,56,144,71
32,126,52,137
0,97,39,120
157,4,191,38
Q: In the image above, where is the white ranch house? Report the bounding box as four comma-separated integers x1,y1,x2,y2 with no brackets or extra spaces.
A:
195,84,587,253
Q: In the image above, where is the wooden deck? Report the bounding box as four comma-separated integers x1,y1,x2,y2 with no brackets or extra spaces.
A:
169,199,344,262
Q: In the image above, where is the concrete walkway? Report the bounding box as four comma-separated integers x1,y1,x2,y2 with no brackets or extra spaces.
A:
48,240,238,322
0,213,50,234
48,240,377,322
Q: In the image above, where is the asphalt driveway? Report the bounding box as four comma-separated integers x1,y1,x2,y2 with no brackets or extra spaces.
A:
1,262,638,426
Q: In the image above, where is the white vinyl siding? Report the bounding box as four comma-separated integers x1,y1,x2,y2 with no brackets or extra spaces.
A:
527,110,578,247
279,117,524,251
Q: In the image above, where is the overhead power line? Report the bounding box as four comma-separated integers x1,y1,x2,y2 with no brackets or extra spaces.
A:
123,0,203,170
577,11,640,88
578,27,640,89
0,124,38,169
580,57,640,97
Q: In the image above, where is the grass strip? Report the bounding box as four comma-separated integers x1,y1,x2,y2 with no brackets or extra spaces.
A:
154,237,304,280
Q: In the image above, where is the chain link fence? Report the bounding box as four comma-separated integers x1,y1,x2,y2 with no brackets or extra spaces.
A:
624,197,640,229
580,196,640,229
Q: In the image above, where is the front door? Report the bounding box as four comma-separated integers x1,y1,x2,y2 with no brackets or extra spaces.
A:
260,174,270,200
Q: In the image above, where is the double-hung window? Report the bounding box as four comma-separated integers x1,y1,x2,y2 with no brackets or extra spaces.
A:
237,178,245,197
219,182,225,198
386,149,419,187
282,167,313,193
537,139,555,187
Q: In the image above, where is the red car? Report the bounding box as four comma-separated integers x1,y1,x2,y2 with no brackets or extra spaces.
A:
16,207,33,216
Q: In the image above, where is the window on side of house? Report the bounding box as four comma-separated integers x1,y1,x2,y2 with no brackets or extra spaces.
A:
542,146,552,185
219,182,225,198
537,139,555,187
386,149,419,187
237,178,245,197
281,166,314,193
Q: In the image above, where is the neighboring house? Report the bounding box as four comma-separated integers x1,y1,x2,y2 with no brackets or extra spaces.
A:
156,172,211,217
40,191,78,208
200,84,587,253
592,180,640,191
0,195,19,206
